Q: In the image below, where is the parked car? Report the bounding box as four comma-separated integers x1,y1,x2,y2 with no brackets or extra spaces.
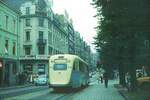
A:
137,76,150,90
34,74,48,86
136,69,143,78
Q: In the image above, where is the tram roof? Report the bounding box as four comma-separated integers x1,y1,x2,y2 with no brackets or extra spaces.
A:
50,54,88,65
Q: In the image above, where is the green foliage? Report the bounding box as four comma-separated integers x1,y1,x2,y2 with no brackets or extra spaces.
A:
93,0,150,91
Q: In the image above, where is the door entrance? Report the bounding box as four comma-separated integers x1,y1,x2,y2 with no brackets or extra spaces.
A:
4,63,10,86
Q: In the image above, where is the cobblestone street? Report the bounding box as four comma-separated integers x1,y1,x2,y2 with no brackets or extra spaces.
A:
71,79,124,100
1,79,125,100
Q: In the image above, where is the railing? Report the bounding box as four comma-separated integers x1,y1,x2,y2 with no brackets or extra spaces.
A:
37,39,47,45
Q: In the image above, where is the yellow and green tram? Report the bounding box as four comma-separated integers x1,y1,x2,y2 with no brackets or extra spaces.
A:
48,54,89,90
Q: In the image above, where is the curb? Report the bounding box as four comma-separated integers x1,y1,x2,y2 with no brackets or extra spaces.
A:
118,90,129,100
0,84,33,91
114,84,129,100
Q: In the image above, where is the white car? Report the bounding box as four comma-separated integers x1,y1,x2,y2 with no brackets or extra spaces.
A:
34,75,48,85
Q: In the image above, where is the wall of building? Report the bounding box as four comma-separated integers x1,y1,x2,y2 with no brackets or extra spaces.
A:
1,0,96,86
0,1,20,86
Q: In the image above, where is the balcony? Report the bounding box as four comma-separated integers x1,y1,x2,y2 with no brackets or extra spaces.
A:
35,11,47,17
37,39,47,45
23,40,32,46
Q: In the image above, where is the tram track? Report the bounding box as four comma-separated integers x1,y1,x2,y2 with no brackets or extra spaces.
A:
53,93,74,100
52,87,88,100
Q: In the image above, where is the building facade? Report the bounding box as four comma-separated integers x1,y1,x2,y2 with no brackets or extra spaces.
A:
19,0,53,77
1,0,95,86
74,31,81,56
19,0,69,78
68,22,75,54
52,14,68,54
0,1,20,86
74,31,93,70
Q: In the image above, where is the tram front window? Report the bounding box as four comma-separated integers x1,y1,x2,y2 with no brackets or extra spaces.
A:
54,64,67,70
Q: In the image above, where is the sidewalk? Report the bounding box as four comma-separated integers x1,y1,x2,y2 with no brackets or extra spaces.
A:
72,79,125,100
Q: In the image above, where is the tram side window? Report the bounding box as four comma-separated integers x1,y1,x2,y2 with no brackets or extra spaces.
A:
84,65,88,73
73,62,75,70
73,60,78,71
79,61,85,72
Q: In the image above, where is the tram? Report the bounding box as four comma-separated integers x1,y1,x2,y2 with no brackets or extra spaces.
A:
48,54,89,90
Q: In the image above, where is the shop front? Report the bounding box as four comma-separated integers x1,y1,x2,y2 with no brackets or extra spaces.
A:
0,58,19,87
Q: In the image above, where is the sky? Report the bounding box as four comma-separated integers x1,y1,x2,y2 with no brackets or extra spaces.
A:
51,0,97,53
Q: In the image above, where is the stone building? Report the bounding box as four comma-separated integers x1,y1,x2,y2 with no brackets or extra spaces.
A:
0,0,20,86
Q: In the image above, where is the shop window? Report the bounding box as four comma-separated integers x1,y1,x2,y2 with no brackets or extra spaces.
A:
38,64,45,75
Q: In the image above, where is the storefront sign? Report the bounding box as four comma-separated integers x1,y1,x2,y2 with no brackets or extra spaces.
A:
0,61,2,68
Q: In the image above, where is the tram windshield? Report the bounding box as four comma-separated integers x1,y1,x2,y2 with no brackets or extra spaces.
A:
53,64,67,70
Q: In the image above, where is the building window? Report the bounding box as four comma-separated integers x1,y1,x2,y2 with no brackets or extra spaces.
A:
26,31,30,41
5,40,8,54
39,31,43,39
25,19,30,26
13,19,16,33
13,42,16,55
26,7,30,15
5,16,8,29
48,32,52,44
38,46,45,54
49,47,52,55
25,47,31,55
39,18,44,27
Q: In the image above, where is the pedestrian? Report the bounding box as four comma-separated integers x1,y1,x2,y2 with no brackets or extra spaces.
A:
103,71,108,88
18,72,22,85
125,72,131,91
99,74,103,83
16,72,19,85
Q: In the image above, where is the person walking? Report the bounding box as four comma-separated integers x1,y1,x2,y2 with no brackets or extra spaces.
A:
103,71,108,88
100,73,103,83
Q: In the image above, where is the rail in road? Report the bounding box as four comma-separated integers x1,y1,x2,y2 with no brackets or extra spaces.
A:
0,86,48,99
52,92,74,100
3,86,88,100
30,87,87,100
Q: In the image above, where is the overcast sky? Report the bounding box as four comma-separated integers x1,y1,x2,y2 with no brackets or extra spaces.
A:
52,0,97,52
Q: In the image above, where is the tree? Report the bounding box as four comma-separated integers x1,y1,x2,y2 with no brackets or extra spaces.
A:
92,0,150,91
